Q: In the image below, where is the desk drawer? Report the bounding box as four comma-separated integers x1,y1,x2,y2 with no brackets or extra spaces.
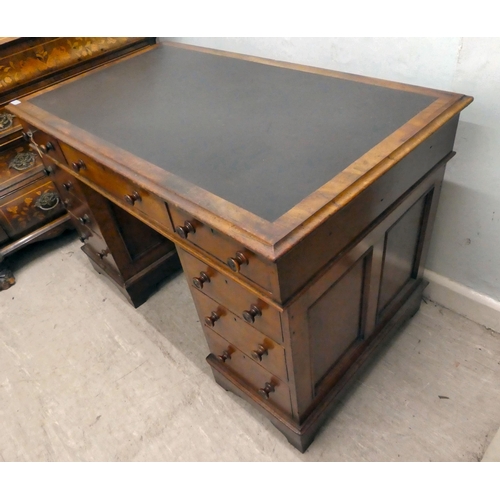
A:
57,143,171,230
18,122,68,165
169,204,278,295
204,326,292,415
192,290,287,382
178,247,283,344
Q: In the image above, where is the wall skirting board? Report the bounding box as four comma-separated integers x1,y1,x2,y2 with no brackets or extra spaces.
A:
423,269,500,333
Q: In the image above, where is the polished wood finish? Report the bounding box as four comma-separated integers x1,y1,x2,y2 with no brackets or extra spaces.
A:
7,42,473,451
0,37,156,289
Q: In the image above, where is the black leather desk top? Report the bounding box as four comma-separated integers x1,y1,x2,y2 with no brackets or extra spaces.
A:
30,44,435,221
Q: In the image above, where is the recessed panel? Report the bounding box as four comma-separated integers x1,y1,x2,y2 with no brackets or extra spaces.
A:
309,257,365,387
378,195,427,313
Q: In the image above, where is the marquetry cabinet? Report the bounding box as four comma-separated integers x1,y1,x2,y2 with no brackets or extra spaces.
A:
0,37,156,290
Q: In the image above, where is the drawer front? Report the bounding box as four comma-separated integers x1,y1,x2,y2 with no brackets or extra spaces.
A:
63,193,104,241
204,326,292,415
178,247,283,343
0,178,65,237
169,204,278,296
57,142,172,231
192,290,288,381
23,125,67,165
46,161,86,203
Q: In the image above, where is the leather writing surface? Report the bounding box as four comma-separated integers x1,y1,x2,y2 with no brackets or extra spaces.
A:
30,45,435,221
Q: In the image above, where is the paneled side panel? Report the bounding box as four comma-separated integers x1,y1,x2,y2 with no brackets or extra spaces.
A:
378,194,427,315
309,257,365,389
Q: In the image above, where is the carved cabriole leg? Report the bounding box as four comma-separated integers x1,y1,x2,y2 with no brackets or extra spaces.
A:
0,263,15,290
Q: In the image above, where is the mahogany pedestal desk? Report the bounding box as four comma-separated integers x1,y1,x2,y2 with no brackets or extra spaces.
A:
8,42,473,452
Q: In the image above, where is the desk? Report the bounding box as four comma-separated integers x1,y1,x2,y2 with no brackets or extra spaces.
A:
7,42,473,452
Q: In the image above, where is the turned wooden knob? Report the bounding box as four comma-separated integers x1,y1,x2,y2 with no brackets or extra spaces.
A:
72,159,86,172
227,251,248,272
192,272,210,289
97,249,110,259
251,344,268,362
62,198,72,209
43,165,54,176
78,214,90,225
258,382,275,399
243,304,262,324
39,142,54,153
62,181,73,191
79,234,89,243
124,191,141,206
217,350,231,363
204,311,220,327
175,221,195,239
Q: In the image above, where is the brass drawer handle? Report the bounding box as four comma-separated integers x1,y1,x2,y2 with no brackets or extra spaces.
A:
227,251,248,272
204,311,220,327
192,272,210,289
124,191,141,206
175,220,195,239
258,382,275,400
243,304,261,324
251,344,268,362
72,159,86,172
217,350,231,363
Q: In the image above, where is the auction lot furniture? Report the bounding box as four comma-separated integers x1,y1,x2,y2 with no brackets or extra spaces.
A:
8,42,473,451
0,37,155,289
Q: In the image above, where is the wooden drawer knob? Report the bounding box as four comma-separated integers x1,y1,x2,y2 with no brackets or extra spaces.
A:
227,251,248,272
97,249,110,259
192,272,210,289
258,382,275,400
251,344,268,362
62,181,73,191
78,214,90,225
124,191,141,206
72,159,86,172
204,311,220,327
217,350,231,363
43,165,54,176
39,142,54,154
243,304,261,324
175,221,195,239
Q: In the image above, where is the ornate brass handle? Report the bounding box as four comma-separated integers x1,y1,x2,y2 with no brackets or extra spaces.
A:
35,192,60,211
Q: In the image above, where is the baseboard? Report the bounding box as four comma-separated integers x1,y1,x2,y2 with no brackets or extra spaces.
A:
423,269,500,333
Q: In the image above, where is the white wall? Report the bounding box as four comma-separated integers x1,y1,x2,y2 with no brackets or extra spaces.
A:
168,37,500,302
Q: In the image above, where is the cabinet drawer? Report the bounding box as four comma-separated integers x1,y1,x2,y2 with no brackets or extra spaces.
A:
204,326,292,415
192,290,287,381
169,204,278,296
0,178,64,237
178,247,283,343
57,142,172,230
